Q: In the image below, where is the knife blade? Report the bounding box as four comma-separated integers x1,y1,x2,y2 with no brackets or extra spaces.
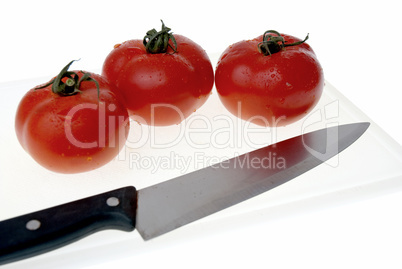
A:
0,122,369,265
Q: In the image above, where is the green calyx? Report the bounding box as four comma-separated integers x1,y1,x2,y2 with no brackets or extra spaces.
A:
35,60,100,98
143,20,177,54
258,30,309,56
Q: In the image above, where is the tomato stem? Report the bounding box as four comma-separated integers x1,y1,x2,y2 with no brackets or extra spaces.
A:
35,60,100,99
258,30,309,56
143,20,177,54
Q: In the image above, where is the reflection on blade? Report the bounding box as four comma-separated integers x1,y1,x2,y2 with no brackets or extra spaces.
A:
136,122,370,240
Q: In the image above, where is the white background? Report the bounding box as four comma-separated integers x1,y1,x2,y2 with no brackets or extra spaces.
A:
1,1,401,268
1,0,401,145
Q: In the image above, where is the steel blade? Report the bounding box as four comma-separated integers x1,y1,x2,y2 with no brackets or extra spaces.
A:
136,122,369,240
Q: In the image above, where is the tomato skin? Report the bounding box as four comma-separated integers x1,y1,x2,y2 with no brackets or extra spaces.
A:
102,34,214,126
215,33,324,127
15,72,130,174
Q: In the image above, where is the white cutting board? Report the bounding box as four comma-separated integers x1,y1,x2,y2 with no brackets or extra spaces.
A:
1,54,402,268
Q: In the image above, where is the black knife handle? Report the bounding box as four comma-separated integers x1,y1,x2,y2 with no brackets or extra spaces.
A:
0,186,137,265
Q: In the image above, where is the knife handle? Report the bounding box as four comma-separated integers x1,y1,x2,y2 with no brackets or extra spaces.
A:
0,186,137,265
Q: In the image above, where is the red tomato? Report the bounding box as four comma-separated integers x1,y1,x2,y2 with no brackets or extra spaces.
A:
102,21,214,126
15,61,130,174
215,30,324,127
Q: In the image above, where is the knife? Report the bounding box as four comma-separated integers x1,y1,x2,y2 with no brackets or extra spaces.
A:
0,122,369,265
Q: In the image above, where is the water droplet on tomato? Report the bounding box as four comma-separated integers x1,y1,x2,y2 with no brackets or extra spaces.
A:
279,98,285,104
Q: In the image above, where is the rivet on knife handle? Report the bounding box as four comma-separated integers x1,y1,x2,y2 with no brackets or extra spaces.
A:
0,186,137,265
